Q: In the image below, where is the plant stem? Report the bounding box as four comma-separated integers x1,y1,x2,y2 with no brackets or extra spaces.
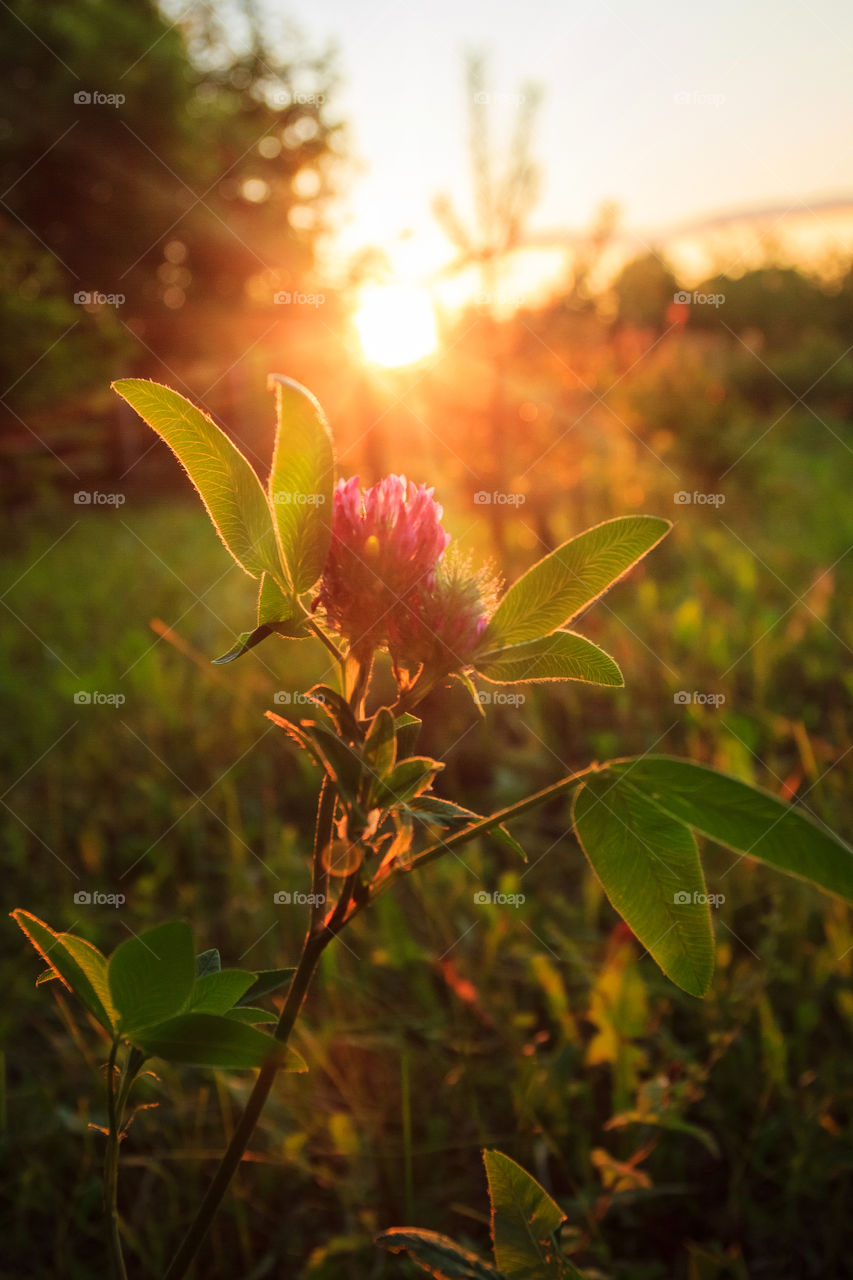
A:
310,776,334,931
367,762,600,902
162,782,344,1280
105,1040,128,1280
162,753,596,1277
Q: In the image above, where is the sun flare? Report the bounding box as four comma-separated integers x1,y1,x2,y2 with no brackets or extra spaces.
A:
354,285,438,368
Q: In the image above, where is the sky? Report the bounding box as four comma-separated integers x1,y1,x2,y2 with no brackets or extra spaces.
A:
282,0,853,279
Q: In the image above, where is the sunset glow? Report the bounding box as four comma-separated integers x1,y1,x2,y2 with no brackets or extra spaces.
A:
354,285,438,368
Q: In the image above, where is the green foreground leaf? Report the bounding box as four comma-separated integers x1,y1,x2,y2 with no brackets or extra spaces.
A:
484,515,670,648
484,1150,579,1279
476,632,623,686
183,969,255,1014
267,374,335,594
236,968,296,1005
195,948,221,977
376,1227,504,1278
133,1011,305,1070
112,379,281,581
12,910,117,1033
608,756,853,902
572,771,715,997
108,921,195,1035
213,618,306,665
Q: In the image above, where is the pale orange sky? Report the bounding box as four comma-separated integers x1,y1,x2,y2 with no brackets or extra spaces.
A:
284,0,853,285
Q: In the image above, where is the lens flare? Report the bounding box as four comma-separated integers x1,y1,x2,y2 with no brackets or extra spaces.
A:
354,285,438,368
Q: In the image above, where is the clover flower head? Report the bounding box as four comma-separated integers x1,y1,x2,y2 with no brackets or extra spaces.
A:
388,549,500,675
314,474,450,653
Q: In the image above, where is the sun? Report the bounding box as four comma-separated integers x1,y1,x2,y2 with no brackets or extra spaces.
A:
354,284,438,368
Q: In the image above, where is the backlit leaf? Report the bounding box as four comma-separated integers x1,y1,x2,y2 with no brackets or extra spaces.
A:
267,374,335,593
12,910,117,1033
108,921,195,1035
133,1011,301,1069
608,755,853,902
483,516,670,648
476,632,622,687
112,379,280,581
572,771,714,997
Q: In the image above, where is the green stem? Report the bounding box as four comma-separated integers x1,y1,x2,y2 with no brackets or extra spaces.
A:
306,619,345,669
162,783,345,1280
368,763,600,903
310,776,335,930
162,747,594,1276
105,1040,128,1280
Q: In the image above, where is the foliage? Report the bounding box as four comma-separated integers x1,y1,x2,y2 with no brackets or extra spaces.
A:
378,1150,583,1278
8,370,853,1278
0,0,338,420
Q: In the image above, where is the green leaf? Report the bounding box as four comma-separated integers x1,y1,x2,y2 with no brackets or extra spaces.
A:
210,573,308,661
490,825,528,862
377,1227,504,1279
484,1150,574,1280
483,515,670,648
132,1011,301,1069
267,374,335,594
108,921,195,1035
183,969,255,1015
363,707,397,782
12,910,117,1033
213,619,306,665
195,948,221,977
394,712,422,759
605,1108,720,1158
476,632,623,687
454,670,487,718
374,757,444,809
408,796,480,828
112,379,280,581
300,722,365,805
225,1006,278,1024
257,572,299,627
304,684,362,743
236,968,296,1006
572,772,714,997
608,756,853,903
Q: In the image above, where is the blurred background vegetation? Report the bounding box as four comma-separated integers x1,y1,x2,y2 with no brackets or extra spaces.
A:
2,2,853,1278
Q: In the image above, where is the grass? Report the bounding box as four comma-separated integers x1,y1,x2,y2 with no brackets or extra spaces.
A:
3,376,853,1278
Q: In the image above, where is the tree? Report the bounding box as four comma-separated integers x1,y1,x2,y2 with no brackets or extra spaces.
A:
612,251,679,332
433,52,543,556
0,0,340,475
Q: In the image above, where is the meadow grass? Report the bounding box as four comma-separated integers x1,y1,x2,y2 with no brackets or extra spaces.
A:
3,406,853,1278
